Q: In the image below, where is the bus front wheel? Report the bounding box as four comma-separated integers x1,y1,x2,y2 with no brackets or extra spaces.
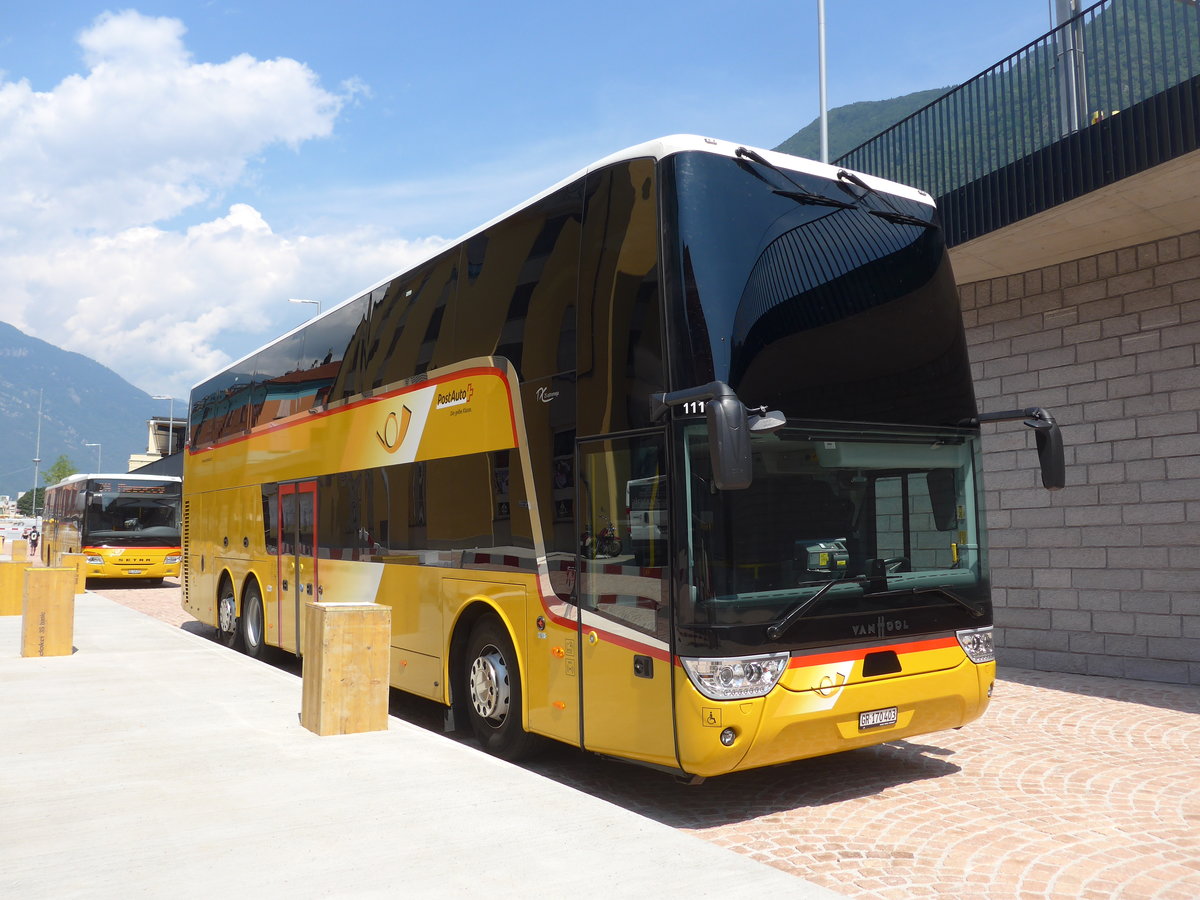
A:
216,579,241,650
463,615,538,761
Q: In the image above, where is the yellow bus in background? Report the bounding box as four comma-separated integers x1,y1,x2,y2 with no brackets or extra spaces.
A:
41,473,182,582
183,136,1062,780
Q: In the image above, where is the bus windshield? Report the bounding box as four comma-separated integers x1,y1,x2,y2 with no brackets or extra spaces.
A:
86,485,181,546
667,149,976,429
679,422,989,644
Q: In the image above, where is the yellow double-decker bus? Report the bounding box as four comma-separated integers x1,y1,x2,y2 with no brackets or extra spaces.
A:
41,473,182,582
183,136,1063,779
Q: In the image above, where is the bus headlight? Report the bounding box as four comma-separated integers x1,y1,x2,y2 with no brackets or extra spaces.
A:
164,554,181,564
85,555,104,565
681,652,789,700
957,626,995,664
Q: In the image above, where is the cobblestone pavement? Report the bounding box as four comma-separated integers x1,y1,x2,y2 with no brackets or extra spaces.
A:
96,581,1200,900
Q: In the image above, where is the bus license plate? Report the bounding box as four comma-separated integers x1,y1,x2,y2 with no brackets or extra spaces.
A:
859,707,898,730
127,570,143,575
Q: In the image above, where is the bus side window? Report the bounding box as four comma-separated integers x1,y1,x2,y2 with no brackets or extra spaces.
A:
578,434,668,641
577,158,664,435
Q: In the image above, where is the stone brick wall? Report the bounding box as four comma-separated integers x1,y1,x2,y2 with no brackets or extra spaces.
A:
957,230,1200,685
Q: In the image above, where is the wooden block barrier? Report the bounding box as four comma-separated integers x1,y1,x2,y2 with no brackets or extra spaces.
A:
21,568,76,658
0,559,33,616
301,601,391,736
56,553,89,594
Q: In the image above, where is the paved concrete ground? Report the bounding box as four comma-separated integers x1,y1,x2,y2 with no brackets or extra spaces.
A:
79,581,1200,899
0,592,837,899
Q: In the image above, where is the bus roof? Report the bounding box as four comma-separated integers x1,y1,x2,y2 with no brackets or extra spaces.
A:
48,473,183,489
192,134,935,392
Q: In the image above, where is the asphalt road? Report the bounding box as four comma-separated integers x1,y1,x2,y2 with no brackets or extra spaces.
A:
93,579,1200,900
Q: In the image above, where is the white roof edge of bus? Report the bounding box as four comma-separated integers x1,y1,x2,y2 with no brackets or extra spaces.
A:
49,473,182,489
191,134,934,392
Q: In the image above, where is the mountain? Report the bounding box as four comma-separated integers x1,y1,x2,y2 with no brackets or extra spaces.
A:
774,87,954,162
0,321,171,500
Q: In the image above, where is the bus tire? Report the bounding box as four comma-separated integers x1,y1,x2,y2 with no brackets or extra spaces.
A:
463,615,538,761
216,577,241,650
241,582,266,660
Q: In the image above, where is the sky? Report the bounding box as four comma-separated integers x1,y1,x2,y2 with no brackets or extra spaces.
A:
0,0,1057,402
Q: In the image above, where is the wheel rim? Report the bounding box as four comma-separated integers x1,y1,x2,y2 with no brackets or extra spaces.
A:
469,645,510,725
218,588,236,634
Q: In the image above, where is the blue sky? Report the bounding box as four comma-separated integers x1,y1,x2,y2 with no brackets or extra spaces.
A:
0,1,1054,398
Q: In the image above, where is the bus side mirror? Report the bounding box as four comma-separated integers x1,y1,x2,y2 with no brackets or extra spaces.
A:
650,381,754,490
1027,411,1065,490
707,393,752,491
971,407,1065,491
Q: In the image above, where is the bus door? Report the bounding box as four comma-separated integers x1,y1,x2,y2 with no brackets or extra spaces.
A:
576,435,676,768
277,480,318,655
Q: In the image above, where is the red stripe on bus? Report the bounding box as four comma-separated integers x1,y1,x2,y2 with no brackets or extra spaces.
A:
788,635,960,669
189,365,518,454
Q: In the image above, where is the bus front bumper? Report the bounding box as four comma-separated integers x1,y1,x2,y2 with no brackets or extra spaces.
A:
675,659,995,778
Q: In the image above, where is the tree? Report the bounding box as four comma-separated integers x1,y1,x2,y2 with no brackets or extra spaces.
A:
43,455,77,488
16,488,43,517
15,455,77,517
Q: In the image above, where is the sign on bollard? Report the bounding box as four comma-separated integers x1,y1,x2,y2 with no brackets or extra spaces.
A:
21,568,76,658
56,553,89,594
300,601,390,736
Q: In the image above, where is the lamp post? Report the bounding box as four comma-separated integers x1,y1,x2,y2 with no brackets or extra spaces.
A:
153,394,177,455
31,388,43,517
85,442,102,471
818,0,829,164
289,298,322,316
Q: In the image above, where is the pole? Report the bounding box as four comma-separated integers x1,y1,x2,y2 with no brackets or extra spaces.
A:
31,389,43,518
818,0,829,163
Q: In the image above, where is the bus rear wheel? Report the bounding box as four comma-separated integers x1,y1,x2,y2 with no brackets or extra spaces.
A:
241,582,266,660
463,615,538,761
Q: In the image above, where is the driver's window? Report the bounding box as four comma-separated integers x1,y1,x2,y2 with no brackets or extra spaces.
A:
874,474,954,571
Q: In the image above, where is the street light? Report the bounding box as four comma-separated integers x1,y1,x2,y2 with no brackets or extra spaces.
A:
817,0,829,164
289,298,322,316
153,395,177,455
84,442,102,471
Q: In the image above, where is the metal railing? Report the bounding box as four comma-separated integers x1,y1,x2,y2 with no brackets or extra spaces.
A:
836,0,1200,224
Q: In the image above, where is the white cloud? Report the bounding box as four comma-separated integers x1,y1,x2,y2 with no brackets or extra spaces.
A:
2,205,447,396
0,10,427,398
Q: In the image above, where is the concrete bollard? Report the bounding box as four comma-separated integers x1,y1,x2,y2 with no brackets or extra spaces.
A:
21,568,76,657
9,538,28,560
56,553,89,594
0,559,34,616
301,601,390,736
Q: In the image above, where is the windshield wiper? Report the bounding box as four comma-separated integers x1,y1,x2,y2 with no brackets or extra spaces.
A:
836,168,937,231
735,146,855,211
868,209,936,229
858,584,985,618
766,576,869,640
773,189,855,210
911,586,986,618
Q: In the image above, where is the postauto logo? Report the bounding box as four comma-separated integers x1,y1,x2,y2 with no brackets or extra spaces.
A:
436,383,473,410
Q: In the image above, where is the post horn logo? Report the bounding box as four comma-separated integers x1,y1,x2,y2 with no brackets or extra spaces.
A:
376,406,413,454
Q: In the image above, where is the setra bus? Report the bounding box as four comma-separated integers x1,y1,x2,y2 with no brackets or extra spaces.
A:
41,473,183,582
183,135,1063,779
